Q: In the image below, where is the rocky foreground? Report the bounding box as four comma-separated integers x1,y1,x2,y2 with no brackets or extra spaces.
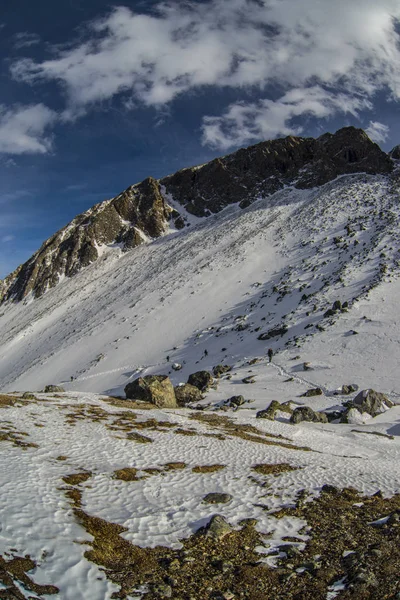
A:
0,389,399,599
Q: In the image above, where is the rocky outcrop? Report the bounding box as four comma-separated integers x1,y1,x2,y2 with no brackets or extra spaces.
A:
44,385,65,393
0,177,172,303
0,127,394,304
124,375,177,408
161,127,392,216
351,389,393,418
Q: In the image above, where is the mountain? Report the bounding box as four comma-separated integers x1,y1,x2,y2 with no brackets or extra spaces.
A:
1,127,400,599
0,126,392,304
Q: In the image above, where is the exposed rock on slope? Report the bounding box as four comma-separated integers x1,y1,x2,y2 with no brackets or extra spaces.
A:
0,127,393,303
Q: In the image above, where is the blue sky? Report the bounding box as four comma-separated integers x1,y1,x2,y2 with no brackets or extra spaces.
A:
1,0,400,278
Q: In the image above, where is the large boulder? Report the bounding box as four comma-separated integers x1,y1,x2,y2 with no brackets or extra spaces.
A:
213,364,232,378
290,406,328,424
352,389,393,418
174,383,203,406
124,375,177,408
187,370,213,392
44,385,65,393
340,407,372,425
256,400,293,420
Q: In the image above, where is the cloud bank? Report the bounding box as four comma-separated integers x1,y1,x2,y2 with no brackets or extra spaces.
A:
0,104,56,155
10,0,400,149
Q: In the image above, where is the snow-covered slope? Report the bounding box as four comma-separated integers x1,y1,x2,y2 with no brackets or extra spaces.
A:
1,160,400,598
0,170,399,401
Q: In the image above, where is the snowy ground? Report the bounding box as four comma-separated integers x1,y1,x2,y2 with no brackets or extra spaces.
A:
0,171,400,597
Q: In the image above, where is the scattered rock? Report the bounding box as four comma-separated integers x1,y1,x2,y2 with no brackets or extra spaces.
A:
203,515,234,540
124,375,177,408
174,384,203,406
203,493,233,504
340,407,372,425
226,395,245,408
44,385,65,393
300,388,323,397
242,376,256,384
257,325,288,340
303,362,312,371
291,406,328,424
352,389,394,417
213,364,232,377
187,371,213,392
172,363,182,371
341,384,358,395
256,400,293,420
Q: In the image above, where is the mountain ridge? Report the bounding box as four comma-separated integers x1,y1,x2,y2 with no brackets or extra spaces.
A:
0,126,394,304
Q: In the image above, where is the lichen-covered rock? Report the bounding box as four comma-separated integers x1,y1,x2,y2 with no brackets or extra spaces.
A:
300,388,323,397
340,407,372,425
256,400,293,420
352,389,394,417
44,385,65,393
174,383,203,406
187,371,213,392
124,375,177,408
213,364,232,377
290,406,328,424
203,515,234,540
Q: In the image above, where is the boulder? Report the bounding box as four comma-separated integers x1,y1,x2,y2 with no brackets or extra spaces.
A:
204,515,233,540
256,400,293,420
227,395,245,407
340,407,372,425
203,493,232,504
44,385,65,393
352,389,394,418
290,406,328,424
124,375,177,408
21,392,35,399
341,384,358,395
174,383,203,406
187,370,213,392
171,363,182,371
300,388,323,397
213,364,232,377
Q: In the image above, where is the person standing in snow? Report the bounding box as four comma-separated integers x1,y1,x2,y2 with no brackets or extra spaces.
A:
268,348,273,363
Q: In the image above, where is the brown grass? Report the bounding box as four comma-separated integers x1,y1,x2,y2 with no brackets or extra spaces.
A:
62,472,92,486
114,468,139,481
164,462,187,470
190,412,312,451
192,464,226,473
0,553,59,596
251,463,299,476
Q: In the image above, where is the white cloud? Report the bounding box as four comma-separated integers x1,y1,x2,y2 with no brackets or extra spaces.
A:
202,87,371,149
365,121,390,145
1,235,15,243
0,104,56,155
10,0,400,148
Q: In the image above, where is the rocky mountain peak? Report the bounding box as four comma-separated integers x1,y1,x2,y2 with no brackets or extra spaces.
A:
0,127,394,303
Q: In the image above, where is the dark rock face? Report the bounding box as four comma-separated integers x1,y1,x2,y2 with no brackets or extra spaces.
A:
187,371,213,392
0,177,172,303
0,127,394,304
161,127,392,216
124,375,177,408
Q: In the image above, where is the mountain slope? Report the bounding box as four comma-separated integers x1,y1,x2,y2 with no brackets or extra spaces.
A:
0,126,392,304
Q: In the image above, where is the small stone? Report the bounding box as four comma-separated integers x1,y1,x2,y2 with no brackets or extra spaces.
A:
204,515,234,540
203,493,233,504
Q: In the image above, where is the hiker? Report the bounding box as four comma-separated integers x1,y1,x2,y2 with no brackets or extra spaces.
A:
267,348,273,363
204,349,208,357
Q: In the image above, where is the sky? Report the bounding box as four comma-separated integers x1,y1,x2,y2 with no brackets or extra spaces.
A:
1,0,400,278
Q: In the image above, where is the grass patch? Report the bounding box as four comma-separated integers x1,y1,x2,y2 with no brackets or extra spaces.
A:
0,553,59,596
192,464,226,473
126,431,153,443
62,472,92,486
114,468,139,481
164,462,187,471
251,463,299,476
190,412,312,451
